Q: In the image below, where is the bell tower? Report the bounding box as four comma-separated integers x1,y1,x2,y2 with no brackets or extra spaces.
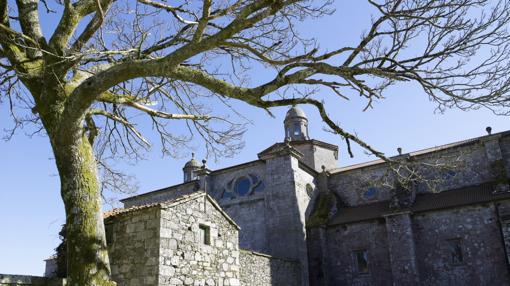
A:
284,106,309,141
182,153,201,182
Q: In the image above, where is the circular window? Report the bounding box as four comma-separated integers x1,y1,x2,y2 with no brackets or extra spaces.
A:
234,177,252,196
222,174,265,199
363,187,378,200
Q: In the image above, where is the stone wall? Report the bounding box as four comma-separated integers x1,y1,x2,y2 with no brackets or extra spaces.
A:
0,275,65,286
158,197,241,286
122,182,198,208
107,194,242,286
499,135,510,178
209,161,268,254
310,203,510,286
239,250,300,286
384,212,419,284
328,138,496,207
413,204,510,285
321,220,393,286
291,143,337,172
209,150,314,286
310,145,337,172
221,198,268,253
264,153,311,285
107,207,161,286
497,200,510,266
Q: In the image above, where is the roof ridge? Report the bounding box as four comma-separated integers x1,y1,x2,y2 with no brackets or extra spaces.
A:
332,131,510,173
105,191,241,230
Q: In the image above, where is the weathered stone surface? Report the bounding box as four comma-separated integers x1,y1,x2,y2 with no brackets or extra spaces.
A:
313,220,393,286
157,195,240,286
208,161,268,254
0,275,65,286
103,111,510,285
122,182,198,208
384,212,419,285
107,206,160,286
239,250,300,286
328,141,494,207
105,191,306,286
414,205,510,285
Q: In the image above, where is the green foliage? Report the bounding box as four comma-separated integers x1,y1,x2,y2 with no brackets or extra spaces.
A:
307,192,336,228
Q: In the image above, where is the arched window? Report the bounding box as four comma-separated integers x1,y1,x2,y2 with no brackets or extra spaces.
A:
293,122,301,136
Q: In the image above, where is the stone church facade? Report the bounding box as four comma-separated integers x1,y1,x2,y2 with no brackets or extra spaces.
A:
41,106,510,285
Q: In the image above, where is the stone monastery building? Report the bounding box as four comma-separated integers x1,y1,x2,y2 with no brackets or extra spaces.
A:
95,107,510,285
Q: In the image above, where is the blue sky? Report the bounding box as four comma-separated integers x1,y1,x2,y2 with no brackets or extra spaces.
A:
1,0,509,276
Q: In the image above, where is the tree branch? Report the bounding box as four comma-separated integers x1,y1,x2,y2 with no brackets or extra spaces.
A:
61,1,296,127
97,92,211,121
89,108,150,147
191,0,211,43
137,0,198,25
48,0,108,55
15,0,46,58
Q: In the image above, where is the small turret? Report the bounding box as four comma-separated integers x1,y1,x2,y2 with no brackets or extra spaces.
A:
183,153,201,182
284,106,309,141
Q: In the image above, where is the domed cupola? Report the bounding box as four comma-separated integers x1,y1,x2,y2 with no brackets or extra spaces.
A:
183,153,201,182
284,105,309,141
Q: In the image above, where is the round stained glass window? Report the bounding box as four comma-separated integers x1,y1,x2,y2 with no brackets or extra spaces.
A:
234,177,252,196
222,174,265,199
363,187,378,200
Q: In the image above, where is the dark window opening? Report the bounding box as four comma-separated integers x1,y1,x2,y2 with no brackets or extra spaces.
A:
353,250,369,274
293,122,301,136
199,224,211,245
447,238,463,265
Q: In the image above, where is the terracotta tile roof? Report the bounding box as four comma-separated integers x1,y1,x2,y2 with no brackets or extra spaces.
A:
327,182,510,226
104,191,241,229
104,202,160,219
106,191,210,219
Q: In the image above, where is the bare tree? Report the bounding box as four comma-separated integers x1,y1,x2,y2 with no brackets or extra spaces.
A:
2,0,510,284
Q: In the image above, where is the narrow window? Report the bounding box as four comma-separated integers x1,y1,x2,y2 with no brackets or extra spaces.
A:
447,238,463,265
199,224,211,245
293,122,301,136
353,250,369,274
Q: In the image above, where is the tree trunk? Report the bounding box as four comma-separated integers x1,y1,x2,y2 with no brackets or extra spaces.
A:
51,130,115,286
